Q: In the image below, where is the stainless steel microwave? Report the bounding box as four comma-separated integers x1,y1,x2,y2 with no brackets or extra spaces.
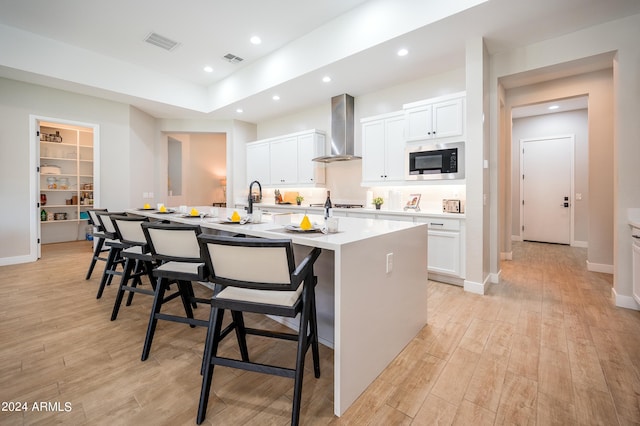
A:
406,142,465,180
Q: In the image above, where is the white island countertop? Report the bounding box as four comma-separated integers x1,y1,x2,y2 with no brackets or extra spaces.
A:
129,206,429,418
137,207,421,251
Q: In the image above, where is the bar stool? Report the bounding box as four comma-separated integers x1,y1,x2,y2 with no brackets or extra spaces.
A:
95,211,126,299
109,215,156,321
196,234,321,426
140,222,211,361
85,208,108,280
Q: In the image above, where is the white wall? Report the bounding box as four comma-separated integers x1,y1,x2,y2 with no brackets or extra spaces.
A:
491,14,640,307
129,106,157,208
511,109,589,243
0,77,131,263
505,69,613,267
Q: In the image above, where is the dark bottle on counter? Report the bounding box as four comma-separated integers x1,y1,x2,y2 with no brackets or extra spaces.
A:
324,190,332,219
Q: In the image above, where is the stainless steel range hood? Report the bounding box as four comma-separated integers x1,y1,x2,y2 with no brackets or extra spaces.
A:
313,94,361,163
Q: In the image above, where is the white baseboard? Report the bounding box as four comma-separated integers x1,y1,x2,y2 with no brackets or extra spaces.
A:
612,287,640,311
572,240,588,248
501,251,513,260
511,235,523,242
464,278,487,295
586,260,614,274
0,253,36,267
489,270,501,284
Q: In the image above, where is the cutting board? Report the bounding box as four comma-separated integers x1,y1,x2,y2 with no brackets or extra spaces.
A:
283,192,299,204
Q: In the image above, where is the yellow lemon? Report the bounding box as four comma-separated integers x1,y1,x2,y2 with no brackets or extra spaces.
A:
190,208,199,216
300,215,312,230
231,211,241,222
143,203,151,209
159,205,167,212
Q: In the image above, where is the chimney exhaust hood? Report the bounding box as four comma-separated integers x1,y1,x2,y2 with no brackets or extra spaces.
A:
313,94,361,163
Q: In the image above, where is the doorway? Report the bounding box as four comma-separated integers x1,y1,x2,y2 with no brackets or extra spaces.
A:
165,133,227,207
520,135,574,245
30,115,99,259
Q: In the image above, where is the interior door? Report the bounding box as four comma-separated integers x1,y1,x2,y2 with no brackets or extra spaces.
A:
521,136,573,244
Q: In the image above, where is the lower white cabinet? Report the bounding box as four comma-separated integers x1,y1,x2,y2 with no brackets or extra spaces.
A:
415,216,465,284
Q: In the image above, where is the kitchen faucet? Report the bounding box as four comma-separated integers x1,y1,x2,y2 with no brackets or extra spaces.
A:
247,180,262,214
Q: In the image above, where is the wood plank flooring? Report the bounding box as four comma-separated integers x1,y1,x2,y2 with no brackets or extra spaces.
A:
1,240,639,425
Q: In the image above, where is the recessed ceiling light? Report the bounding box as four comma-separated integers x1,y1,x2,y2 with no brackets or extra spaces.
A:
236,108,243,113
250,36,262,45
397,48,409,57
203,66,213,73
322,76,332,83
272,95,280,101
548,105,559,110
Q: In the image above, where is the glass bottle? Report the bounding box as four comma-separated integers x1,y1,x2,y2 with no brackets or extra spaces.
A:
324,190,332,219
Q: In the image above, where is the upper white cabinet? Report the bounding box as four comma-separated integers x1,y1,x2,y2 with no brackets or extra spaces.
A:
297,132,326,184
404,92,465,142
270,136,298,184
246,140,271,185
246,130,325,187
361,112,405,185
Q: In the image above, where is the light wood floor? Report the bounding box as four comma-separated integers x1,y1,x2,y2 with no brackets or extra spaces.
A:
1,241,639,425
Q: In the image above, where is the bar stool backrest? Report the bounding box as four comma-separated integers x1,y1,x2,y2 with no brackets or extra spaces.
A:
96,212,125,240
111,215,149,246
199,235,298,291
88,208,108,230
141,223,202,263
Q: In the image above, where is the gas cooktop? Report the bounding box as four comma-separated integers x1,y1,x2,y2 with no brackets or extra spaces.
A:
309,203,364,209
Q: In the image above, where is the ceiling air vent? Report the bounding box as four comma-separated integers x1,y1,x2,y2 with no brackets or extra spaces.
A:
144,32,180,51
223,53,244,64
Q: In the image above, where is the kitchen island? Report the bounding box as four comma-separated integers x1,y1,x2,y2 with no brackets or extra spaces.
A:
130,207,428,417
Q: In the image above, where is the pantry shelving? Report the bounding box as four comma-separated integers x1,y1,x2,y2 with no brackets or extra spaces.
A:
39,122,94,243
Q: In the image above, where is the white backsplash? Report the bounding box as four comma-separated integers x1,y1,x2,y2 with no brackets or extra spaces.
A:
242,161,466,213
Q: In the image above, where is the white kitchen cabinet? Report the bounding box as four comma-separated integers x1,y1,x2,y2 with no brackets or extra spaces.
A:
415,216,465,285
404,93,465,142
297,131,325,184
361,112,405,185
247,130,325,187
270,136,298,184
246,141,271,185
39,122,95,244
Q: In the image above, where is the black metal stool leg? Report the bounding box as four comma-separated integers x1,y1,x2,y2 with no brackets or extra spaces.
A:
85,237,105,280
141,277,168,361
96,247,119,299
111,257,134,321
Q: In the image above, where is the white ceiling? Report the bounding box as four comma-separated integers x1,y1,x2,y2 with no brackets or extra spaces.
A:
1,0,639,123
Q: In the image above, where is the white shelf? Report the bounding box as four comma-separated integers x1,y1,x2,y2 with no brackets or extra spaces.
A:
41,219,89,224
39,123,94,244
